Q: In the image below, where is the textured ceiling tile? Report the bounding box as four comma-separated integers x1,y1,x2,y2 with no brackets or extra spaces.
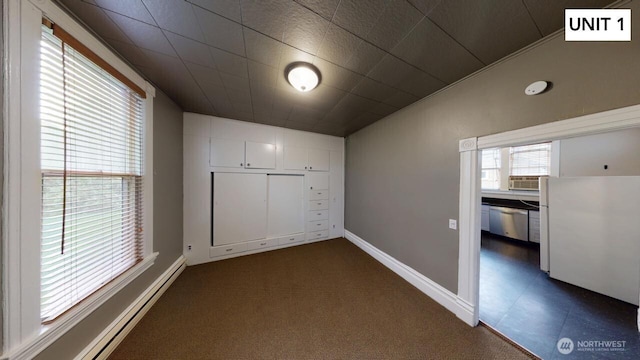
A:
185,61,224,87
383,90,420,108
243,28,284,68
248,60,279,88
303,85,348,111
106,10,176,56
523,0,612,36
333,0,388,38
208,95,235,115
240,0,290,40
344,40,386,75
366,0,424,51
313,122,345,137
407,0,442,16
60,0,132,44
290,106,326,123
284,120,317,131
193,6,246,56
391,17,483,83
164,31,214,67
394,68,446,98
105,38,151,67
93,0,155,24
370,101,399,117
142,0,204,41
254,113,287,127
283,4,331,55
294,0,341,20
367,54,414,88
211,47,249,78
427,0,540,64
220,72,251,92
313,58,363,92
351,77,397,102
316,24,361,67
188,0,242,22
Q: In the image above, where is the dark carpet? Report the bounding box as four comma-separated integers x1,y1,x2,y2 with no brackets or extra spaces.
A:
110,238,530,359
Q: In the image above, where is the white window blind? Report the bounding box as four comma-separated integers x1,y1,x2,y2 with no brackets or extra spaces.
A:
509,143,551,176
481,148,501,190
40,25,145,323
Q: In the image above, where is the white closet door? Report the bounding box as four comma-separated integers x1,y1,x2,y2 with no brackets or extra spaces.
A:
267,175,304,237
213,173,267,245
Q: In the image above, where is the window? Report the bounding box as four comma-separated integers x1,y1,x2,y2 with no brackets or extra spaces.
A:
509,143,551,176
481,143,552,190
39,24,146,322
481,148,501,190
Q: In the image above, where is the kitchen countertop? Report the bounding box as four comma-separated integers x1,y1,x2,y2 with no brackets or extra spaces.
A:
481,197,540,211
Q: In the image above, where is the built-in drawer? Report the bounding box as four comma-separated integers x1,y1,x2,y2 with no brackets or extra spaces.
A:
309,200,329,211
210,243,247,258
247,238,279,251
529,210,540,243
309,189,329,200
278,233,305,245
306,220,328,232
306,230,329,241
308,210,329,221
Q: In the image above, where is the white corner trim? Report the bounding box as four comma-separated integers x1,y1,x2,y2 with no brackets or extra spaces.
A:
5,253,159,360
459,137,478,152
76,255,187,360
344,230,475,326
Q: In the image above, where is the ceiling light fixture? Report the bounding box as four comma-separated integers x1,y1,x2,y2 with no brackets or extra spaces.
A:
285,62,321,92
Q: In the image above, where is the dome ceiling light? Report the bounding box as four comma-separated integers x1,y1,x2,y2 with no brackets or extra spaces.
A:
285,62,321,92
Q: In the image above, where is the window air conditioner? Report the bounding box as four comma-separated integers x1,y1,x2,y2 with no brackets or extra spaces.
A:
508,176,540,191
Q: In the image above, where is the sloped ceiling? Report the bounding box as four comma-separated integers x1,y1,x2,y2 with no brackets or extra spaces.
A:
57,0,612,137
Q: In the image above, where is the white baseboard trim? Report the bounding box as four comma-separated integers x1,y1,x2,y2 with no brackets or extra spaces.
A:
344,230,476,326
75,255,187,360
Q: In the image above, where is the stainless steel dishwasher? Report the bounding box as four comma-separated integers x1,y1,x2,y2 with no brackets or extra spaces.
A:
489,206,529,241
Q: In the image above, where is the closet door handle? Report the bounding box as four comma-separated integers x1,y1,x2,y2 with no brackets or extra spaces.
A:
247,163,251,167
240,163,243,166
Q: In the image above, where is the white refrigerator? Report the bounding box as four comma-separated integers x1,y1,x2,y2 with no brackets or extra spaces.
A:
540,176,640,305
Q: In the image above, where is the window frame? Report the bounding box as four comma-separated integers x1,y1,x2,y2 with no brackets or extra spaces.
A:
3,0,156,357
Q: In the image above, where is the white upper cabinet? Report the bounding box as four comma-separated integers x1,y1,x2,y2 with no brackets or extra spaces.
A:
308,149,329,171
283,147,329,171
284,146,309,170
210,138,245,168
245,141,276,169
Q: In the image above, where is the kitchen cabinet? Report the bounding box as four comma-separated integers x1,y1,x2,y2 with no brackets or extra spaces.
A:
283,147,329,171
481,205,490,231
210,139,275,169
529,210,540,243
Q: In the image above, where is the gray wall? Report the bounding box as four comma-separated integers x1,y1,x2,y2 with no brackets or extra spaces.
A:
34,90,184,359
345,0,640,293
559,128,640,177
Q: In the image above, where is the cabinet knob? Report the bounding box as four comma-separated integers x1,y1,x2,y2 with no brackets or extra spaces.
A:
310,186,313,189
310,166,313,170
305,166,307,169
240,163,243,166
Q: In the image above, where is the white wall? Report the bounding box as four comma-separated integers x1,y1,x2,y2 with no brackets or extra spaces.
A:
559,128,640,177
183,113,344,266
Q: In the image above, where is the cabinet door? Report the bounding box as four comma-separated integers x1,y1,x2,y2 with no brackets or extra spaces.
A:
284,147,308,170
245,141,276,169
213,173,267,245
210,139,244,167
308,149,329,171
481,205,490,231
267,175,304,237
307,173,329,190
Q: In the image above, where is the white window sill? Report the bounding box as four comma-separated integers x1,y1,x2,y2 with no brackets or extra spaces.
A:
8,252,158,360
481,190,540,201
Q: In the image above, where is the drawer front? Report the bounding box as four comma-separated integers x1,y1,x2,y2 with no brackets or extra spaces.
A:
247,238,279,251
309,189,329,200
308,210,329,221
306,230,329,241
309,200,329,211
210,243,248,258
278,233,305,245
307,220,329,232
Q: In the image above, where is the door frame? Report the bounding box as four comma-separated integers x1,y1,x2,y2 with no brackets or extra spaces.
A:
456,103,640,327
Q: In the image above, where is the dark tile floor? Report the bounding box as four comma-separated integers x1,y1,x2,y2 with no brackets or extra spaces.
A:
480,233,640,359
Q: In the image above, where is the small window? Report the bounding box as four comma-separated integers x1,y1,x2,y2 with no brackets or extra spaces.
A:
481,148,501,190
39,24,146,322
509,143,551,176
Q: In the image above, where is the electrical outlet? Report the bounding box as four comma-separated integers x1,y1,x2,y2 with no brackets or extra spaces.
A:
448,219,457,230
187,245,192,251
